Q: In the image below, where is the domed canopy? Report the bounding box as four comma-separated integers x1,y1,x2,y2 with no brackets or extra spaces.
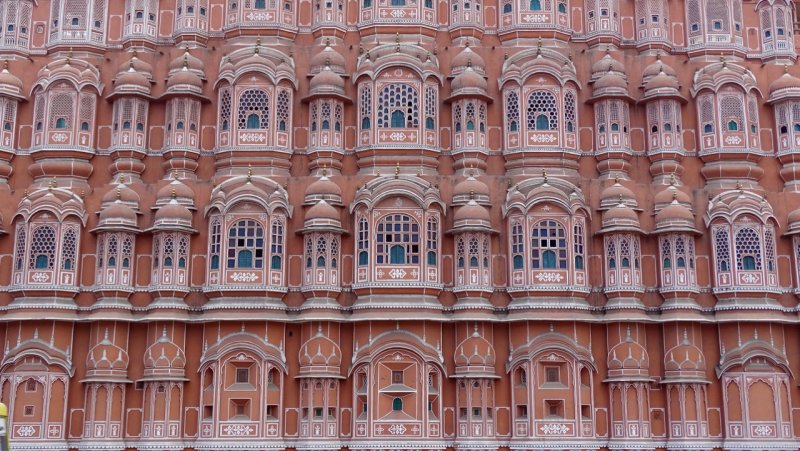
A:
302,199,345,233
655,196,699,234
306,65,347,101
664,335,707,383
451,198,494,234
0,61,25,100
309,40,347,75
84,330,130,382
768,67,800,104
451,43,485,76
786,206,800,235
591,50,625,78
95,198,140,233
155,175,195,208
142,329,187,380
599,200,642,234
110,53,153,99
599,179,638,211
151,199,195,233
448,65,490,102
590,70,633,102
169,48,205,74
454,326,497,378
642,68,685,103
453,171,490,206
642,54,677,81
607,334,651,381
305,171,343,205
298,329,343,378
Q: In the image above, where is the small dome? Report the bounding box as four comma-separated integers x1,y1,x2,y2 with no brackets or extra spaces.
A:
654,184,691,206
454,327,496,373
167,67,203,90
144,329,187,375
309,66,345,93
102,183,139,207
99,200,138,225
306,199,340,221
642,56,677,80
608,338,650,376
0,61,24,98
656,200,694,222
591,51,625,76
769,69,800,96
594,71,628,90
87,330,130,375
600,179,637,209
115,65,151,93
664,341,706,374
156,177,195,205
154,199,193,223
451,66,488,92
451,44,485,74
169,49,205,73
787,206,800,235
454,199,490,223
299,332,342,368
310,41,346,74
453,173,490,200
306,174,342,199
645,71,679,92
603,203,639,223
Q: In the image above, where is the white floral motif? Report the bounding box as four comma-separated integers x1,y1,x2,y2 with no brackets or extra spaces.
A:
16,425,36,437
223,424,254,436
389,268,407,279
51,133,68,143
239,133,267,143
535,272,564,283
388,424,407,435
231,272,259,282
753,424,774,437
540,423,569,435
724,135,742,145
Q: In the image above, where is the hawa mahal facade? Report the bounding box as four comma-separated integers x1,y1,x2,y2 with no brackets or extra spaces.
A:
2,0,800,450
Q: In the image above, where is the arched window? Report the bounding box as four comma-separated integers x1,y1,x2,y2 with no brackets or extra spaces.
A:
237,89,269,130
506,90,520,133
378,84,419,129
376,214,419,265
270,219,284,270
530,0,541,10
527,91,558,131
531,220,567,270
29,225,56,270
210,219,221,270
511,220,524,270
735,227,762,271
358,217,369,265
392,397,403,411
227,220,265,269
426,216,438,265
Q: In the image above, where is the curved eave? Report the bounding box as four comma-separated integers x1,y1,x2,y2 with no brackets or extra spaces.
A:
450,373,501,379
446,225,498,235
0,91,27,102
106,90,156,102
767,90,800,105
660,377,710,385
603,376,655,383
652,224,701,235
90,224,142,234
136,375,189,382
297,225,349,235
587,92,636,104
295,373,346,379
144,224,198,234
444,90,494,104
80,376,133,384
596,225,646,235
785,226,800,236
301,91,352,104
638,90,688,105
158,90,212,103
